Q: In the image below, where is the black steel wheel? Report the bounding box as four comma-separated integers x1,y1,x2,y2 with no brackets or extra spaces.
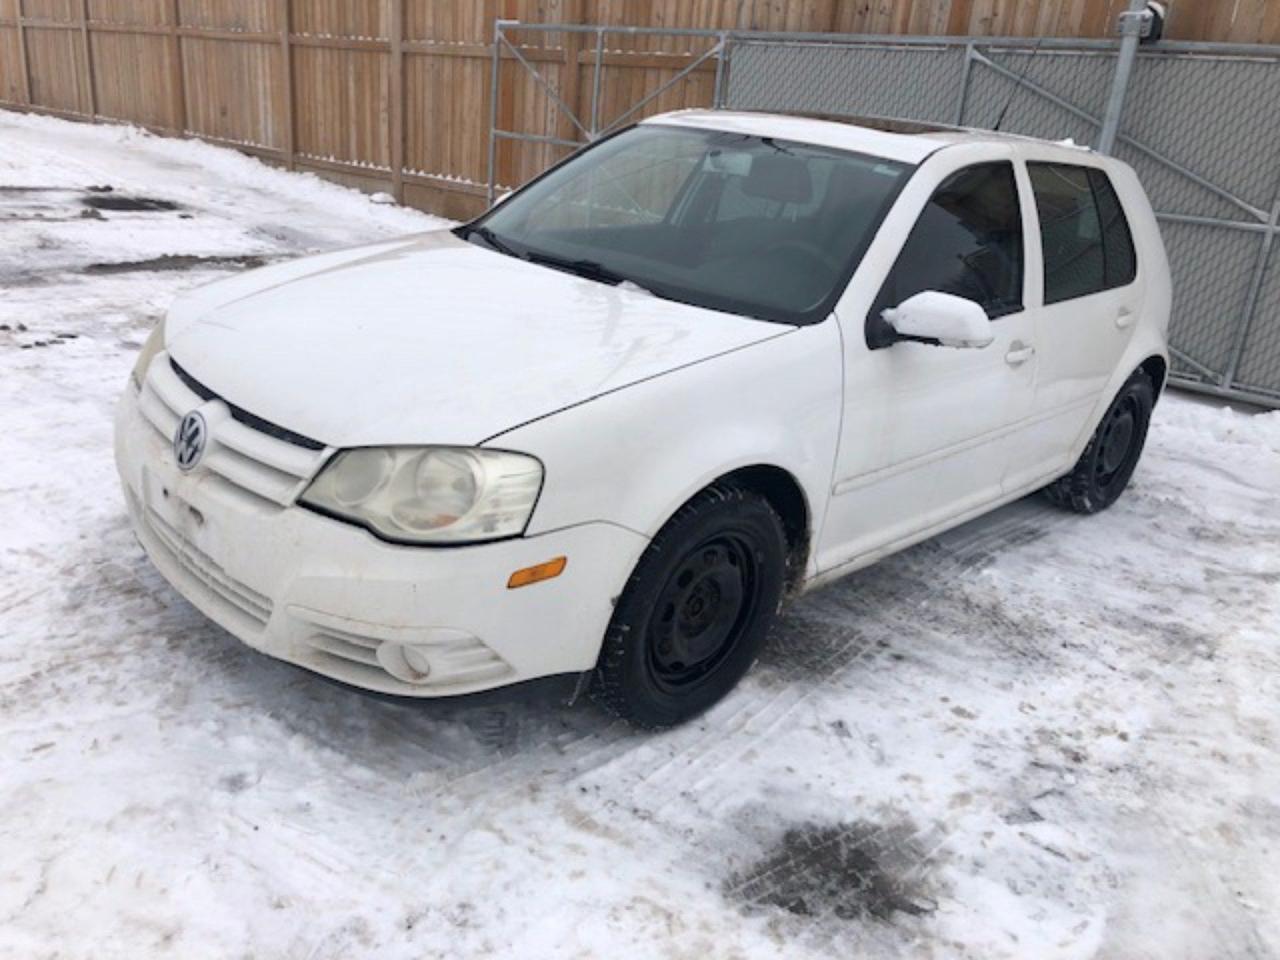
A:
1044,370,1155,514
647,531,761,693
592,485,788,728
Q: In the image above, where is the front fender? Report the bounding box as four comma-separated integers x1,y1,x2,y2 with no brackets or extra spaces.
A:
488,322,843,581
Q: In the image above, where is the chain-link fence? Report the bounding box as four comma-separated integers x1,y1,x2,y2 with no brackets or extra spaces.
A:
725,35,1280,408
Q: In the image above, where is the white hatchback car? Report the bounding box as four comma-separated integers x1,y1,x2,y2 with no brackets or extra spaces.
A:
116,110,1170,727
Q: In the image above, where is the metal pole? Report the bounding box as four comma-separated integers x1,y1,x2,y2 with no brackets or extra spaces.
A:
389,0,404,202
1222,202,1280,388
487,20,504,205
712,33,728,108
585,27,605,226
1097,0,1148,154
79,0,96,119
589,26,604,137
16,0,31,107
954,44,976,125
280,0,294,169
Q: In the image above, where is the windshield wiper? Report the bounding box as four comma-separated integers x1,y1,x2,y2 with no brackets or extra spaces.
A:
461,224,520,259
461,225,638,289
522,249,629,286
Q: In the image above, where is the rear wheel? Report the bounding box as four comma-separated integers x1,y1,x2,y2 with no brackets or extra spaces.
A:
1044,371,1154,514
591,485,787,728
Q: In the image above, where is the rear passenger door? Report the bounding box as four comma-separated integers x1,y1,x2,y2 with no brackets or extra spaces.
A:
1020,160,1142,475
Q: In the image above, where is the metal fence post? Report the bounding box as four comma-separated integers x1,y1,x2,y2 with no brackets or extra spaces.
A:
167,0,187,135
79,0,96,119
486,19,503,205
279,0,295,170
389,0,404,202
589,26,604,137
1097,0,1148,154
1222,200,1280,388
16,0,31,106
713,32,729,108
955,44,976,125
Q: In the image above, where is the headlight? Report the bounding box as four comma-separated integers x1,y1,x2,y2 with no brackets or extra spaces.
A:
300,447,543,545
130,317,166,390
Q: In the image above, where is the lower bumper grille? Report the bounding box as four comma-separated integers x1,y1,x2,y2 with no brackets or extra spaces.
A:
300,626,512,690
306,626,382,667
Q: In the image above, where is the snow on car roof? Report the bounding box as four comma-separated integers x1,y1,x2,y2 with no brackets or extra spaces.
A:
645,108,1094,165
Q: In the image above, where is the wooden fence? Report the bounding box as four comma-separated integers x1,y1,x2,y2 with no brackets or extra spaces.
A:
1,1,1276,219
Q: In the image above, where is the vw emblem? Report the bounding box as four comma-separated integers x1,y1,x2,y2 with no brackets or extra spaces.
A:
173,410,208,472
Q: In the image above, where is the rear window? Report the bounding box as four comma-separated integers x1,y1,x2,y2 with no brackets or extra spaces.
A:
1029,163,1137,304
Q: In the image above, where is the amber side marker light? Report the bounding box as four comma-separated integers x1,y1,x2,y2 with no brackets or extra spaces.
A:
507,556,567,589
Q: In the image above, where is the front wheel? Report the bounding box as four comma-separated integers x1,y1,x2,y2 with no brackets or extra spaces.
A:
591,485,788,728
1044,371,1155,514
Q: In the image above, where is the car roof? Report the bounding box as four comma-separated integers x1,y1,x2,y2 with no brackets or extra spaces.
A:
643,108,1097,166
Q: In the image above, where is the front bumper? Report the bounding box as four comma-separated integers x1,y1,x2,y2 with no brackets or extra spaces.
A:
114,384,648,697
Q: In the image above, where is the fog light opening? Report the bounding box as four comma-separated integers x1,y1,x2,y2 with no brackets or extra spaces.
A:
376,642,432,684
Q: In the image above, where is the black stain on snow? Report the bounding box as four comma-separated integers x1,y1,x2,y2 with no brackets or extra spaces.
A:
726,820,935,923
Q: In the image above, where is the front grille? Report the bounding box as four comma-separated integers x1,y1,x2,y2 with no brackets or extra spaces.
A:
144,506,274,629
138,353,330,506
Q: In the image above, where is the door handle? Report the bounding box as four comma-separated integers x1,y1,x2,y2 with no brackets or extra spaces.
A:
1116,308,1135,329
1005,342,1035,366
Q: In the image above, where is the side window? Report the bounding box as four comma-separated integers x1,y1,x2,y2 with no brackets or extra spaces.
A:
869,161,1024,340
1089,169,1137,290
1029,163,1136,304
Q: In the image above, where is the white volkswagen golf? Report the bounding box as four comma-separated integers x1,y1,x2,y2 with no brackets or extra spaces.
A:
116,110,1170,727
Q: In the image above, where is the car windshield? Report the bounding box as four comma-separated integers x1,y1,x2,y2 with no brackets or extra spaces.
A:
462,124,912,325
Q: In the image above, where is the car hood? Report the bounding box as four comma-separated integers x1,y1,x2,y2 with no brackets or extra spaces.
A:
166,229,788,448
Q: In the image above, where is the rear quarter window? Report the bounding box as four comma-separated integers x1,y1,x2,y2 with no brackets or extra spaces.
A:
1029,163,1137,305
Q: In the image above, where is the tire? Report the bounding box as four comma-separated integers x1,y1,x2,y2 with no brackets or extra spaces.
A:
591,484,788,728
1044,370,1155,514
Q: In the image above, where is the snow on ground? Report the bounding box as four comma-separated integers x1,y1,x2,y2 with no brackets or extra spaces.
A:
2,110,1279,960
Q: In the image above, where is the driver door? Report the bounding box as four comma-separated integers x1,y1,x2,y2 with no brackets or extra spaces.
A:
816,150,1041,575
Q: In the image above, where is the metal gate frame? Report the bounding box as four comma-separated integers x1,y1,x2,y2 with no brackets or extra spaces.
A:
488,20,1280,408
486,22,732,205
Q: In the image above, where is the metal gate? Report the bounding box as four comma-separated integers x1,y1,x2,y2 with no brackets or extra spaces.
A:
489,22,1280,408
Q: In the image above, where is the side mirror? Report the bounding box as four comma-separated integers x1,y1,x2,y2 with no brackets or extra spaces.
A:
881,291,994,349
